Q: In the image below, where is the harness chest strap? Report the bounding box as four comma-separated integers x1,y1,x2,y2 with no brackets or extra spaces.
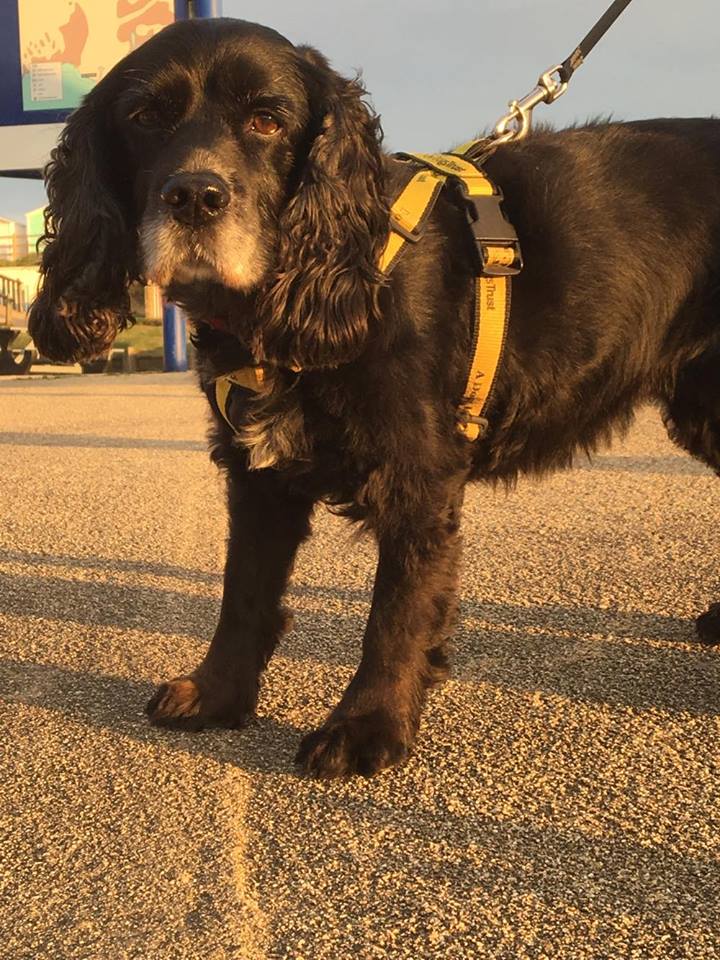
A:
378,167,445,273
395,149,519,440
461,274,511,440
214,366,266,432
215,138,521,443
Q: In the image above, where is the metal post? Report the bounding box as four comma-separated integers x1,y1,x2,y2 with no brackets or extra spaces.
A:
163,301,188,372
144,282,163,321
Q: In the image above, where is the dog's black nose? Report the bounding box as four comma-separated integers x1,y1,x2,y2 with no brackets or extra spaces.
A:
160,172,230,226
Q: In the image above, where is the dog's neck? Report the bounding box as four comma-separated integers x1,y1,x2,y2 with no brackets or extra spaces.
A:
167,278,259,343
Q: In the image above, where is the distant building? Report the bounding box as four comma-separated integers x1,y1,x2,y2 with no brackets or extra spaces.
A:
0,217,28,261
25,206,45,256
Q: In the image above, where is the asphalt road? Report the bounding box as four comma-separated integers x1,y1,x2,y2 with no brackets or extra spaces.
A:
1,372,719,960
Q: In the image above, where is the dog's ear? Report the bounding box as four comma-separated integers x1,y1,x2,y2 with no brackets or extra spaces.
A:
28,96,136,362
254,48,389,370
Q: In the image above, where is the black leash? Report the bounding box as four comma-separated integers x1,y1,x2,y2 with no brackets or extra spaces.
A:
559,0,635,83
466,0,636,158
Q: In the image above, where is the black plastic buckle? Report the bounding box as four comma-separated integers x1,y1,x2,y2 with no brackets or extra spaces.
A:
463,190,523,277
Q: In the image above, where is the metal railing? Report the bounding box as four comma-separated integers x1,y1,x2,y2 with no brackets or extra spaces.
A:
0,274,26,313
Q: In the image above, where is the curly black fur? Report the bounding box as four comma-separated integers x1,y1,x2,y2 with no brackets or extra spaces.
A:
28,94,137,361
33,18,720,777
254,48,389,369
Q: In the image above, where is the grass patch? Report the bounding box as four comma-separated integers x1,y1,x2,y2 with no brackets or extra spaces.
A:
12,330,31,349
11,319,191,358
113,322,165,356
16,322,169,356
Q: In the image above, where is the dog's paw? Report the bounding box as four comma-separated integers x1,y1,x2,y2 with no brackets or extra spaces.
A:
145,676,252,731
295,711,412,778
696,604,720,645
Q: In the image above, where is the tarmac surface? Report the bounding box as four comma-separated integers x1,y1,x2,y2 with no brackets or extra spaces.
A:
1,371,719,960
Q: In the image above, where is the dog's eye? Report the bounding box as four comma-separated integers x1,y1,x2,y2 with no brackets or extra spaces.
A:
131,107,161,129
250,112,281,136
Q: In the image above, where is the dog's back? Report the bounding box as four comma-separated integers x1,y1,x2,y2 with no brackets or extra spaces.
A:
466,118,720,482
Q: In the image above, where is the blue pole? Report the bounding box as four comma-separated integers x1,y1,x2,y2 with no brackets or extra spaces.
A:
190,0,223,16
175,1,223,17
161,0,221,371
163,302,188,372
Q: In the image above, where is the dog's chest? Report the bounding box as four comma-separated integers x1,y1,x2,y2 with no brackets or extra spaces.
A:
212,367,347,469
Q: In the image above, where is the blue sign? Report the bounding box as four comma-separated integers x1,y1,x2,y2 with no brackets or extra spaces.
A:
0,1,188,129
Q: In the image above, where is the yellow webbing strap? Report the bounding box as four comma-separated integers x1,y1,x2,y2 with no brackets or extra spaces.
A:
402,150,515,441
398,152,494,199
215,366,265,430
378,168,445,274
457,274,510,441
452,138,485,156
451,137,494,163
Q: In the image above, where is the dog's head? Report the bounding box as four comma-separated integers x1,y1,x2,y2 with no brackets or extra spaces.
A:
29,18,388,368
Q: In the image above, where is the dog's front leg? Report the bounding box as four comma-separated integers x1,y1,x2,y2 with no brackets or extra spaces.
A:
297,477,464,778
146,468,314,730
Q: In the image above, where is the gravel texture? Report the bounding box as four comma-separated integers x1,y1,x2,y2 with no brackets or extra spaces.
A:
1,371,718,960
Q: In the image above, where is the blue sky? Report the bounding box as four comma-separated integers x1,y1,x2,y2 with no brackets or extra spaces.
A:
1,0,718,222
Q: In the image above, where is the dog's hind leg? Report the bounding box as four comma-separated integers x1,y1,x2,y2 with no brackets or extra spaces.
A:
146,467,314,729
296,475,465,778
661,347,720,644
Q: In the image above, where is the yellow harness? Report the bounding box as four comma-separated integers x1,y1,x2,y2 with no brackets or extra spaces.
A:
213,140,522,443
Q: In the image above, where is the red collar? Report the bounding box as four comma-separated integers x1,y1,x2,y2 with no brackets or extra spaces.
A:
207,317,228,332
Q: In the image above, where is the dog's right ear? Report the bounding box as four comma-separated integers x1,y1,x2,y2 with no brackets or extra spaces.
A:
254,46,388,370
28,96,136,362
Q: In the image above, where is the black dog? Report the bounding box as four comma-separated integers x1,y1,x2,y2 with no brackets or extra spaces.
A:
29,17,720,777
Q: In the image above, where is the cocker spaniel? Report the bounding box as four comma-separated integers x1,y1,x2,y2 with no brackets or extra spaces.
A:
29,17,720,777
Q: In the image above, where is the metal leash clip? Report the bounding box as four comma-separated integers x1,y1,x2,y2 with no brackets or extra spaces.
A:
492,64,568,145
462,0,635,161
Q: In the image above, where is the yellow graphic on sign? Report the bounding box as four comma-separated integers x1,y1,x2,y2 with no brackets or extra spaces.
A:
18,0,174,111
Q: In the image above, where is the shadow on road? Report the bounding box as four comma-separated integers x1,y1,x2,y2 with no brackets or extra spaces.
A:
0,391,196,399
574,454,711,475
0,569,218,639
2,547,223,585
1,566,717,725
0,431,206,451
1,657,300,775
286,584,720,715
